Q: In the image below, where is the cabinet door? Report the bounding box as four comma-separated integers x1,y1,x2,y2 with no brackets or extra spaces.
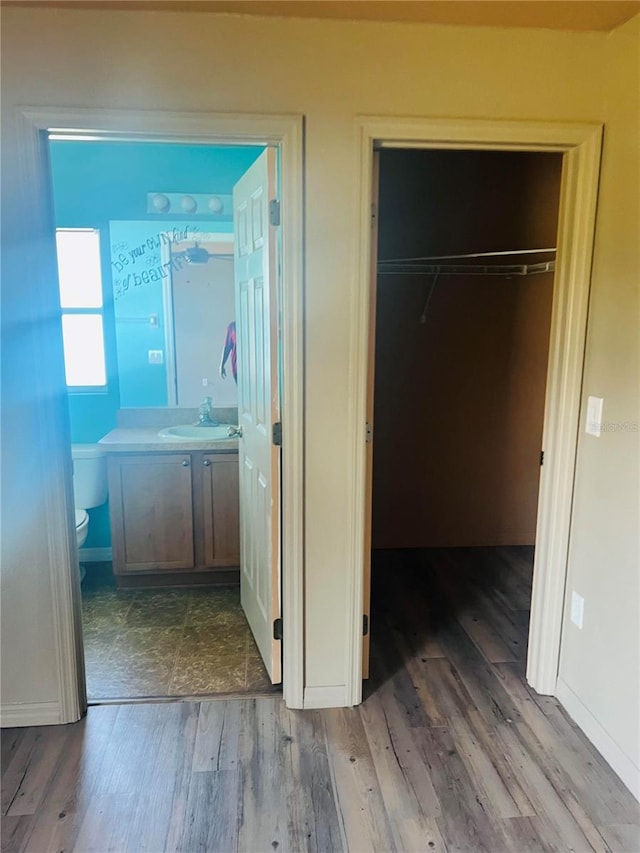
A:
109,454,194,573
199,453,240,568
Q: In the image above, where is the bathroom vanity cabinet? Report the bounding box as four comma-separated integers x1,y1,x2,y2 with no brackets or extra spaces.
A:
107,450,240,586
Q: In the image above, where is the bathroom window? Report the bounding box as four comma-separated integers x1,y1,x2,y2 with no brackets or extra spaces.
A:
55,228,107,388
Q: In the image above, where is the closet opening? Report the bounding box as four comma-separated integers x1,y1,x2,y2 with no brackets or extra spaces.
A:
364,147,564,692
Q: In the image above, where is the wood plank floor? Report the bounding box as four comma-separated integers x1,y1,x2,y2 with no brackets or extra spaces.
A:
2,547,639,852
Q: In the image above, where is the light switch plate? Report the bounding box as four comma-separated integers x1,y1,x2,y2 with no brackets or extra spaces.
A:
585,396,603,437
570,591,584,629
148,349,164,365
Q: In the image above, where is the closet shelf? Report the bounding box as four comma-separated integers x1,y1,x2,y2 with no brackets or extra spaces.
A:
378,261,555,277
378,247,556,278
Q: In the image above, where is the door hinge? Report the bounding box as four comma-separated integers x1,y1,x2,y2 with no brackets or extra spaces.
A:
273,617,283,641
269,199,281,227
272,421,282,446
371,203,377,225
540,450,544,466
363,614,369,636
365,421,373,443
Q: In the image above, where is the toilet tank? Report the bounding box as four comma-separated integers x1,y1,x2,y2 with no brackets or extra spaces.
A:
71,444,108,509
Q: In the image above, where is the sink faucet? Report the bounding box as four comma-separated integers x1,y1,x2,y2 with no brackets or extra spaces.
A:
196,396,219,426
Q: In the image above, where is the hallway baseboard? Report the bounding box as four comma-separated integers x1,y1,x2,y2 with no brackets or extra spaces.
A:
303,685,348,709
0,701,61,727
556,677,640,802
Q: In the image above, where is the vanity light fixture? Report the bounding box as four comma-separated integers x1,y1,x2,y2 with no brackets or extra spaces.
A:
146,192,232,216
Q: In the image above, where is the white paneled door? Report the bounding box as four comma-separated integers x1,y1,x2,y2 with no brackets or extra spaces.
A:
233,149,282,683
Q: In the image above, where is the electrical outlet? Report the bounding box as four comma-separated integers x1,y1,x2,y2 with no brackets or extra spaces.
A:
148,349,164,365
570,591,584,629
202,378,209,387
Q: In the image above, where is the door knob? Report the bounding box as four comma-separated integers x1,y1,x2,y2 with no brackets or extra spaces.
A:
203,459,211,467
182,459,190,467
227,425,243,438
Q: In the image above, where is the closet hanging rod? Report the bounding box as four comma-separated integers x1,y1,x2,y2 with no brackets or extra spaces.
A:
379,247,556,264
378,261,555,277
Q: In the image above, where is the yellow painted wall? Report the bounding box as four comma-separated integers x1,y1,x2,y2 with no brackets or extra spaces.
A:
557,13,640,794
0,3,634,760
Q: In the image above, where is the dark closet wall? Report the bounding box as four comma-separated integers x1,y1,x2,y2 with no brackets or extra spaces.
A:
372,149,562,548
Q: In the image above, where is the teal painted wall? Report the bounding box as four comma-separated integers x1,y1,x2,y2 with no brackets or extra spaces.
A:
49,140,263,547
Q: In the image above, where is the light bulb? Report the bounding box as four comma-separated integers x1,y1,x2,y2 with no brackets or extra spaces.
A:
151,193,170,213
181,195,197,213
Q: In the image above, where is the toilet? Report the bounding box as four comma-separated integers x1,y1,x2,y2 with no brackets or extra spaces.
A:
71,444,108,578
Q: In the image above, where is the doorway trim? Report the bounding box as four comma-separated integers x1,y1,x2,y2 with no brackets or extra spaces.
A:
17,107,305,717
346,116,602,706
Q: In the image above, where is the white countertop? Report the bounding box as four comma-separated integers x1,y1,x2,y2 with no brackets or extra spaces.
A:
99,427,239,453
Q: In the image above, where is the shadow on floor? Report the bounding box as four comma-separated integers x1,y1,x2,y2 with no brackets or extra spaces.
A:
365,546,534,698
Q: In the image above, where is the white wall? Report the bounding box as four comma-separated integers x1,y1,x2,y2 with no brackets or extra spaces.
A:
1,97,77,723
0,5,634,761
556,14,640,799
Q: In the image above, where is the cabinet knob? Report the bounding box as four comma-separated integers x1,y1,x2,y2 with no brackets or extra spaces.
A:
203,459,211,467
182,459,190,467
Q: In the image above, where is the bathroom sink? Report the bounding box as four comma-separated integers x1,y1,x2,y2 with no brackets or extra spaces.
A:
158,424,235,441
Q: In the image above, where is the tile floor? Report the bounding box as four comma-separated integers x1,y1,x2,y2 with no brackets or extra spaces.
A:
81,564,277,701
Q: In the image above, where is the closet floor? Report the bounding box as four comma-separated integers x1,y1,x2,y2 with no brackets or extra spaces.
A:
368,545,534,692
81,564,277,701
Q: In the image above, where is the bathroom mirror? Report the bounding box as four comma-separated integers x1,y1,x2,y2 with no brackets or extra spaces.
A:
111,222,238,408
